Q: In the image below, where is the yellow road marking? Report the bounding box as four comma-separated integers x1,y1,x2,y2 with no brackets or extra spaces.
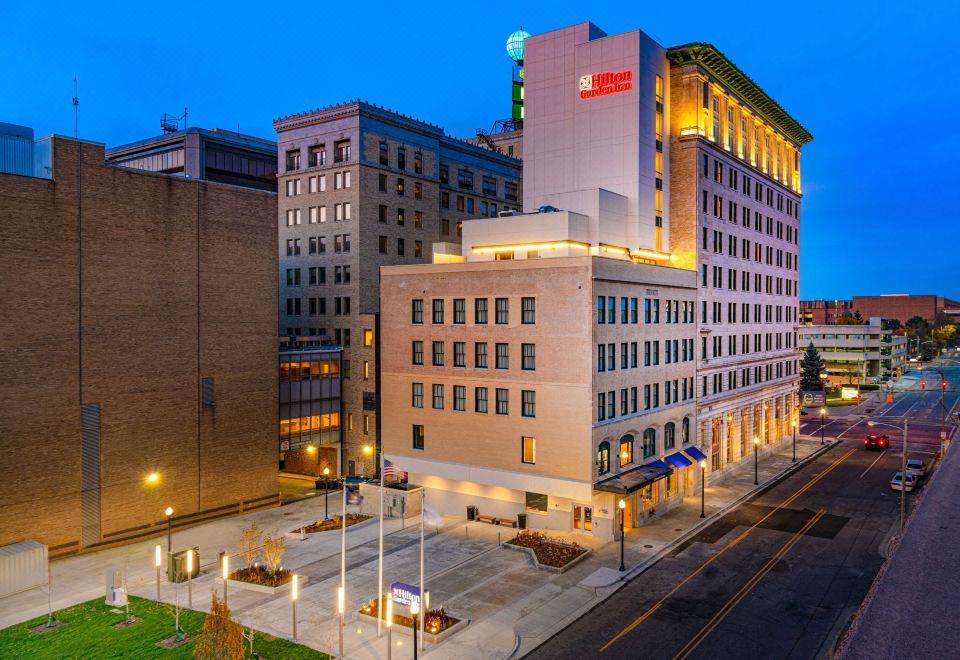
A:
672,509,827,660
598,448,854,653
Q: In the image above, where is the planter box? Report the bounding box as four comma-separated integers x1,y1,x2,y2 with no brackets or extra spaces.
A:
356,610,468,644
220,574,307,595
503,541,592,574
286,516,377,539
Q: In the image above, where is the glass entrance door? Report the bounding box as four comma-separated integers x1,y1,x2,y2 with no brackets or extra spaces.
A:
573,504,593,532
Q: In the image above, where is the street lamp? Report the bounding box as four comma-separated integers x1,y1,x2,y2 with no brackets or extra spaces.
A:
410,600,420,660
819,407,827,445
164,506,174,553
699,460,707,518
617,498,626,572
146,471,159,485
291,574,299,641
154,544,162,600
185,548,193,608
322,466,331,520
386,596,393,660
222,554,229,607
753,437,760,485
337,585,345,659
791,420,798,462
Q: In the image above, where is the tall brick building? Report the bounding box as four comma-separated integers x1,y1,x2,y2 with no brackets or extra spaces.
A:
802,294,960,325
0,135,278,556
274,102,521,476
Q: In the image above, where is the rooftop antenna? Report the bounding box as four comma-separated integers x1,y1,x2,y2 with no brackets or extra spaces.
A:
72,77,79,138
160,107,188,133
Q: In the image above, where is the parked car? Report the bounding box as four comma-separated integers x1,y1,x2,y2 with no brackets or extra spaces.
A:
890,471,916,492
865,433,889,451
906,459,927,479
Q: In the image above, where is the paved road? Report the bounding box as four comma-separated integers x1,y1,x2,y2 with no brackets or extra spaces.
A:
531,363,960,660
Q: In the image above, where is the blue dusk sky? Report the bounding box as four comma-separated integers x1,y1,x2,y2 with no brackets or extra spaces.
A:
2,1,956,300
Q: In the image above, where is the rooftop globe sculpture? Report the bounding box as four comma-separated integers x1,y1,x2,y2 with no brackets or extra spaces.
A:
506,28,530,63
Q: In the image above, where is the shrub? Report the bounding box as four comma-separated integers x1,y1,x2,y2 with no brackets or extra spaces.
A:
193,591,244,659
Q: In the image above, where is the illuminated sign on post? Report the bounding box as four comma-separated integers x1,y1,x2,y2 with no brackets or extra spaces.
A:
579,70,633,99
391,582,421,607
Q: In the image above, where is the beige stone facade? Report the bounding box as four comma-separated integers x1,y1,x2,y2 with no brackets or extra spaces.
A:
0,136,278,556
274,102,521,476
381,256,697,540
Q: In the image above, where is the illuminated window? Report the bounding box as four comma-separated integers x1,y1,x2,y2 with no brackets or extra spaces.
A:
363,361,369,380
521,436,536,464
619,435,634,466
363,329,373,347
597,441,610,474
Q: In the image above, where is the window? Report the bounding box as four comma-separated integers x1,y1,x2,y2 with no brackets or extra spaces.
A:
308,145,325,167
505,181,518,201
522,436,536,464
334,140,350,163
453,298,466,324
396,177,405,196
475,387,488,413
597,442,610,475
475,298,488,324
432,384,444,409
643,428,656,458
412,299,423,324
475,342,488,368
682,417,691,444
495,343,509,369
412,382,423,408
525,491,547,513
521,297,536,324
453,385,466,411
454,341,466,367
432,299,444,324
521,390,536,418
379,142,388,166
482,176,497,196
664,422,676,450
496,388,509,415
379,235,388,254
363,328,373,347
412,424,424,450
439,164,448,184
457,169,474,190
598,296,606,324
432,341,444,366
397,147,406,170
414,151,423,174
495,297,509,324
521,343,536,370
619,435,634,466
286,149,300,171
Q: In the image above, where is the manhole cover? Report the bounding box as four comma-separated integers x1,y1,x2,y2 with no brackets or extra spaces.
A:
675,528,682,532
644,544,653,548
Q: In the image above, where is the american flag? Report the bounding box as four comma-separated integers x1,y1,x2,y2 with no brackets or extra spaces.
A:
383,458,407,481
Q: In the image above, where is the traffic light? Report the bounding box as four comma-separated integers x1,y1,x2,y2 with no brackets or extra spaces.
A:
943,381,949,390
921,380,927,389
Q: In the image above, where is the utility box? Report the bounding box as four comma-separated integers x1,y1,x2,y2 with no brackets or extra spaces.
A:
0,540,48,598
105,569,127,606
167,546,199,583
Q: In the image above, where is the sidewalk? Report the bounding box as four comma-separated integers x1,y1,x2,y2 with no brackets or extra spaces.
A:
0,437,833,659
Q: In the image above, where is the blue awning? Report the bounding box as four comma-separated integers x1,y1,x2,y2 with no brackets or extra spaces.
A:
646,459,670,469
684,446,708,462
665,452,693,469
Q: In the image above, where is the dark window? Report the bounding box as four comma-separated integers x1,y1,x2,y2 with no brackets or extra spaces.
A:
412,424,424,450
521,297,535,324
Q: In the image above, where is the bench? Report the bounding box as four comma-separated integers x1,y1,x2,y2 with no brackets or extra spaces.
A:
476,514,497,524
495,518,517,528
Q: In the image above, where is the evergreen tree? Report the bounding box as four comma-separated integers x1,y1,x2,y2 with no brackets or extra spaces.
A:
800,341,825,391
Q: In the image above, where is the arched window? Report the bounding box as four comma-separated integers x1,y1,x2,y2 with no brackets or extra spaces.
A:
664,422,676,450
597,441,610,475
682,417,690,445
643,428,656,458
619,434,634,467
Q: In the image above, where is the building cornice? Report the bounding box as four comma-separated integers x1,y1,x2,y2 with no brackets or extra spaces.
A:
667,43,813,146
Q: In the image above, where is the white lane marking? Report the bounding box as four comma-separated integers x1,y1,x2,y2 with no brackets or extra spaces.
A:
859,451,887,479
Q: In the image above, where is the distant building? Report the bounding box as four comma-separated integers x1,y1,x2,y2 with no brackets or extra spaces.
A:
273,100,521,477
802,295,960,325
106,126,278,192
799,318,908,387
0,133,278,556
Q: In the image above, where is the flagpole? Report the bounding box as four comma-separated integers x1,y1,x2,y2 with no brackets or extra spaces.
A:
419,487,425,651
377,452,384,638
340,475,346,599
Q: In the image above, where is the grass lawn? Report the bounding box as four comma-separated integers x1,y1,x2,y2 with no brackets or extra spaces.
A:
0,596,327,659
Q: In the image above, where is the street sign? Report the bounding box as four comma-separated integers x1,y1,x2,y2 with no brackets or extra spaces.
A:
390,582,421,607
800,391,826,407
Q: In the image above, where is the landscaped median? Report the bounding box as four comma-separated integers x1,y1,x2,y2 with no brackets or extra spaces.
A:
357,596,467,644
504,531,592,573
0,596,326,658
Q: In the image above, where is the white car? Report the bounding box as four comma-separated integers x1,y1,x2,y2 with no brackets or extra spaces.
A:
906,459,927,479
890,471,916,492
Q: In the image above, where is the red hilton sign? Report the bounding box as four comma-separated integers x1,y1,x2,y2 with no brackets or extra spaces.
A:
579,70,633,99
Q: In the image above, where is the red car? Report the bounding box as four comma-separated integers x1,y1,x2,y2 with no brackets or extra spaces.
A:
865,433,888,450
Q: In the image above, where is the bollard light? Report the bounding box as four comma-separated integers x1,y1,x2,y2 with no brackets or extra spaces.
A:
186,549,193,573
155,544,162,568
292,574,299,601
386,597,393,627
222,554,229,580
337,586,344,614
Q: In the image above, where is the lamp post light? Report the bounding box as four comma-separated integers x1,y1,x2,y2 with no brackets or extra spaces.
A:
164,506,174,553
154,544,162,600
185,548,193,608
337,585,345,659
617,498,626,572
322,466,331,520
222,554,229,608
410,600,420,660
291,574,298,641
819,407,827,445
699,460,707,518
753,437,760,485
385,596,393,660
792,420,798,462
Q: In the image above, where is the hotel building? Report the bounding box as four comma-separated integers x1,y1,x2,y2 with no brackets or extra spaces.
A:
381,21,812,538
0,134,278,555
274,102,521,476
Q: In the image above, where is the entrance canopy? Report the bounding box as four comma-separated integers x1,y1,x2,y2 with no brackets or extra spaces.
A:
683,446,708,462
594,462,672,495
665,452,693,469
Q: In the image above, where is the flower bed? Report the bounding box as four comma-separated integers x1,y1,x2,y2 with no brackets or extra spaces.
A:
505,531,590,572
297,514,371,534
359,596,462,638
229,565,291,588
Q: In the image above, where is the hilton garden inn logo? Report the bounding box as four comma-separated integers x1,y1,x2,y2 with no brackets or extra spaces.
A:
579,70,633,99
